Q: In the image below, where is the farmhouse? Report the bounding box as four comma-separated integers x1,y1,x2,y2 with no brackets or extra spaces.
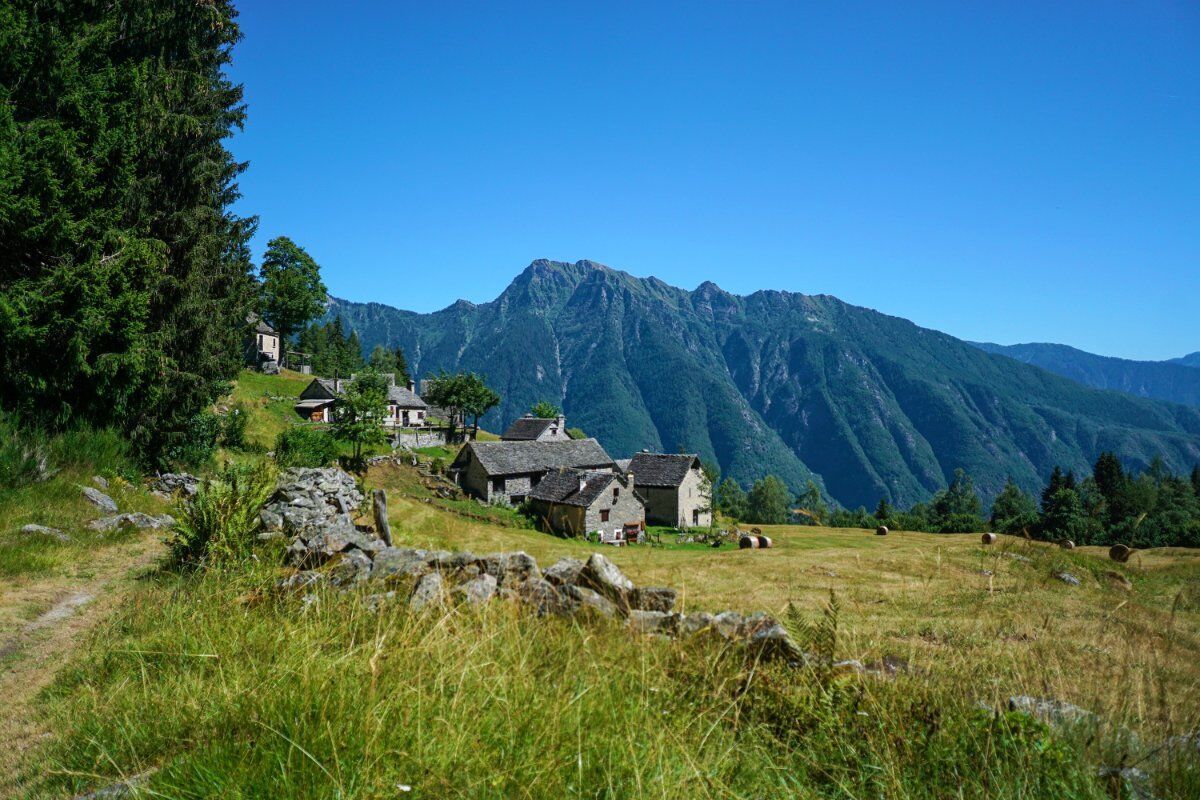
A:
501,413,570,442
245,314,280,369
527,468,645,542
293,374,428,427
450,438,614,506
623,452,712,528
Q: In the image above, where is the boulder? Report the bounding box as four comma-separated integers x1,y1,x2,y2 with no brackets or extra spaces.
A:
742,613,806,663
430,550,479,573
87,512,175,532
92,475,108,490
454,573,499,605
408,572,446,611
679,611,715,635
478,551,540,586
370,548,431,581
576,553,634,606
82,487,118,514
1055,571,1082,587
542,556,585,587
561,585,618,618
516,577,576,617
981,533,996,545
327,550,373,587
712,610,746,640
1007,696,1098,728
19,523,69,543
627,610,681,636
152,472,200,498
876,525,888,536
630,586,677,613
1109,544,1132,563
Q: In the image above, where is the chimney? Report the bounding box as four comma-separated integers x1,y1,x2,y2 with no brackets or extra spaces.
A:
556,414,565,430
626,470,634,487
407,378,416,393
578,474,587,495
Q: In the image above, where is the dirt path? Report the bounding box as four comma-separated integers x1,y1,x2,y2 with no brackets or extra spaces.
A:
0,532,162,797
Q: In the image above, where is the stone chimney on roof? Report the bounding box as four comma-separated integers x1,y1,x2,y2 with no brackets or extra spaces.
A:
407,378,416,393
578,473,587,495
556,414,565,429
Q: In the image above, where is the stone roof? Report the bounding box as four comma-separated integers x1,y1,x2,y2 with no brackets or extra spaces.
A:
626,453,702,487
247,313,277,336
385,383,427,409
529,468,626,508
501,416,556,440
452,439,613,477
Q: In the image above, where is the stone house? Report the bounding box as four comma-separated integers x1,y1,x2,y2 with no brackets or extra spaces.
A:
501,414,570,442
449,438,614,506
293,374,428,428
245,314,280,370
623,452,712,528
527,468,645,541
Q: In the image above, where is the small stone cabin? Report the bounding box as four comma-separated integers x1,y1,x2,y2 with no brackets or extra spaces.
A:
501,414,570,442
293,374,428,427
528,468,645,540
450,438,614,506
624,452,712,528
245,314,280,369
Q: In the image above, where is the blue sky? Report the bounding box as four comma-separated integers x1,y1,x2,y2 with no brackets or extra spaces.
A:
228,1,1198,361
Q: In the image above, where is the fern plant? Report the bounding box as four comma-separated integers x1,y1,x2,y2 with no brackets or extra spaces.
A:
168,461,276,569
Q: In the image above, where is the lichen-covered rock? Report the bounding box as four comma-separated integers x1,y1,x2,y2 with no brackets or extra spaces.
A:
577,553,634,606
680,611,715,635
327,550,373,587
1055,571,1081,587
454,573,498,605
371,547,433,581
479,551,540,585
20,523,70,543
82,487,118,513
561,584,618,618
712,610,746,640
152,472,200,498
408,571,446,611
92,475,108,490
630,586,677,613
627,610,681,636
516,577,576,617
87,512,175,532
543,556,585,587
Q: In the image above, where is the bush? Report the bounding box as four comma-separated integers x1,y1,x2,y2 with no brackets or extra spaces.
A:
167,462,275,569
430,456,446,475
162,411,222,468
274,426,339,469
220,403,249,450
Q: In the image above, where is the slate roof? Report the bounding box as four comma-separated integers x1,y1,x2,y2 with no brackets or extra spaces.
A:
626,453,702,487
528,468,626,507
246,313,277,336
385,383,427,409
452,439,613,477
501,416,556,440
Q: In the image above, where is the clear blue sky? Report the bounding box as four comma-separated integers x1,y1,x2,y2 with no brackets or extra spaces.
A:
228,1,1198,361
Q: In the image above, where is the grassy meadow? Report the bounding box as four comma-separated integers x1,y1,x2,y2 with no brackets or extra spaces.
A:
4,372,1199,798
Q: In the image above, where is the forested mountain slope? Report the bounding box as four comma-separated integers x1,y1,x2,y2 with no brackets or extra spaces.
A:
973,342,1200,407
329,260,1200,508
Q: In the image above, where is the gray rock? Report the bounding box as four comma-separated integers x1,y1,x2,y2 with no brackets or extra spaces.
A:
408,571,446,611
712,610,746,640
431,550,479,572
1004,553,1032,564
152,472,199,498
19,523,69,543
81,487,118,513
576,553,634,606
1055,571,1082,587
454,573,498,605
371,547,432,581
542,556,585,586
71,770,154,799
87,512,175,532
561,584,618,618
1008,696,1098,728
742,613,806,663
627,610,681,636
277,570,327,590
517,577,576,616
479,551,541,585
327,550,373,587
363,591,398,612
92,475,108,489
679,611,715,635
630,586,677,613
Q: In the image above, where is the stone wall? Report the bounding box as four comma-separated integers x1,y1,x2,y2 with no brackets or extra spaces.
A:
392,427,456,450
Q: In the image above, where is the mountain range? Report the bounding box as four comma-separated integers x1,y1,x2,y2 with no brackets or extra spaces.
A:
971,342,1200,407
327,260,1200,509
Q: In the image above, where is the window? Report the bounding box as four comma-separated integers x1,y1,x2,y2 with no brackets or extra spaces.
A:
491,478,505,494
600,509,610,523
612,487,619,501
693,509,700,525
257,334,263,348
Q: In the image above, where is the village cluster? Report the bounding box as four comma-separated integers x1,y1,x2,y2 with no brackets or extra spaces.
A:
246,320,711,544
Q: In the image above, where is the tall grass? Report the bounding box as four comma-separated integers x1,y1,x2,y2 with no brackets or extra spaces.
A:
25,562,1143,799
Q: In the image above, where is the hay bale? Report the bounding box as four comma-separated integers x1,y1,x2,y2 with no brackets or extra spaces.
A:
1109,544,1132,563
738,535,759,549
758,535,773,549
981,532,997,545
1059,540,1075,550
875,525,888,536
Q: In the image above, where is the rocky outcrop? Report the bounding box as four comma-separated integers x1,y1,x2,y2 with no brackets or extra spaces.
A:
20,523,69,543
273,470,805,663
151,472,200,498
81,487,118,513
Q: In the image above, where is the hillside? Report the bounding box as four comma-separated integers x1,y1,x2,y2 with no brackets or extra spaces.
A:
974,342,1200,407
327,260,1200,509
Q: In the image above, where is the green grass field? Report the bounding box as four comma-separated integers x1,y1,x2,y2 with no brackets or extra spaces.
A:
4,372,1199,798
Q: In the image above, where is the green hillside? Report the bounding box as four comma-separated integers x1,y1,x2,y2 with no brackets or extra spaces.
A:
328,260,1200,508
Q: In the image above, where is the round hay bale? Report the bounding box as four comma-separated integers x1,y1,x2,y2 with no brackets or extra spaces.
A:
758,535,773,549
981,532,997,545
738,535,759,549
875,525,888,536
1109,544,1132,563
1059,540,1076,550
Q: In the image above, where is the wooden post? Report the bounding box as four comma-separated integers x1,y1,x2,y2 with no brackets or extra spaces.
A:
373,489,392,546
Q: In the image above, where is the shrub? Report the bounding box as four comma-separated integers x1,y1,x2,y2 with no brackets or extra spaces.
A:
220,403,249,450
167,462,275,569
162,411,222,468
274,426,339,468
430,456,446,475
